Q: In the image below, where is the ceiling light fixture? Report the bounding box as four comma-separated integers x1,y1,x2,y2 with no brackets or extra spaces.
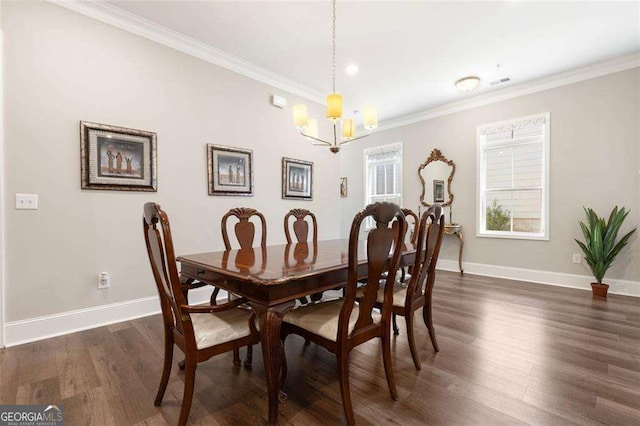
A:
455,76,481,92
345,64,359,76
292,0,377,154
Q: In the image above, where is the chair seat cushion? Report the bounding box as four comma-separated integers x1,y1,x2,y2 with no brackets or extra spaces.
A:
284,299,381,341
191,308,253,350
356,284,407,307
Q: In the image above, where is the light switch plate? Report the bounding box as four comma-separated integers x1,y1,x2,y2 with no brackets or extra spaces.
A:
572,253,582,264
15,193,38,210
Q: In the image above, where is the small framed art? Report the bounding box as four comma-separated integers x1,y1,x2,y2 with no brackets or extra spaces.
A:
80,121,157,191
433,179,445,203
282,157,313,200
340,177,348,198
207,144,254,196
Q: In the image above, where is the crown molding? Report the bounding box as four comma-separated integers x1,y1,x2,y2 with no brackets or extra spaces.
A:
47,1,638,128
378,53,640,132
48,0,325,105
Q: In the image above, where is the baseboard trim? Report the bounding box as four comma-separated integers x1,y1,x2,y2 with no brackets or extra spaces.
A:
3,287,216,348
437,259,640,297
4,262,638,347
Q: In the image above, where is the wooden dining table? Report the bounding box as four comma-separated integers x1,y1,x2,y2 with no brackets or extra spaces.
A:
177,238,416,425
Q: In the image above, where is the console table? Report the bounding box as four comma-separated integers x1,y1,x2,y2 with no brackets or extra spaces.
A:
444,224,464,273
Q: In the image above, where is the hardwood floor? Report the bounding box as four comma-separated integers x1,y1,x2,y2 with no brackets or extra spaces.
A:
1,271,639,425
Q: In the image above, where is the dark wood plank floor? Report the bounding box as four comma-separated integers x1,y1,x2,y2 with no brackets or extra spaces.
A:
1,271,639,425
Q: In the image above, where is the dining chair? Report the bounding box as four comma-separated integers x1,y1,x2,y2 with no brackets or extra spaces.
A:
142,203,259,426
281,202,406,425
368,205,445,370
221,207,267,362
284,208,321,303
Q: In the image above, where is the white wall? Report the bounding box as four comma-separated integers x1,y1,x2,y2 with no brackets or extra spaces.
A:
341,68,639,290
2,1,341,323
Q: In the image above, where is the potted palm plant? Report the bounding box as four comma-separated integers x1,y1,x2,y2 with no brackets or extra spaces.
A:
575,206,636,298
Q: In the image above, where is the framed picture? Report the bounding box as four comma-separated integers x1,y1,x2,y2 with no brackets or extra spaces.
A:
80,121,157,191
433,179,445,203
207,144,254,196
282,157,313,200
340,177,348,198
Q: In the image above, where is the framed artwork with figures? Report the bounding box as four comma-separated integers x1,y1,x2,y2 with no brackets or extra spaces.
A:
282,157,313,200
207,144,254,196
80,121,157,191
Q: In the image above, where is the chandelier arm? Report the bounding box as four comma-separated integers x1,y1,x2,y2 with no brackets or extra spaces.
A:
339,131,373,145
299,131,333,146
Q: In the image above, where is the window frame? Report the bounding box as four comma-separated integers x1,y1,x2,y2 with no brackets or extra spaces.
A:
363,142,403,221
476,113,550,240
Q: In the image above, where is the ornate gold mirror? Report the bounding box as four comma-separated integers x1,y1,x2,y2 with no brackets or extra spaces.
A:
418,148,455,208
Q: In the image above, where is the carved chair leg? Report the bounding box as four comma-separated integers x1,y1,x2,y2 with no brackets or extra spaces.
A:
178,359,186,371
178,357,197,426
154,329,174,406
406,313,421,370
337,351,355,426
209,287,220,305
423,299,439,352
392,312,399,336
400,267,406,284
279,338,288,388
244,344,253,369
232,348,241,366
381,329,399,400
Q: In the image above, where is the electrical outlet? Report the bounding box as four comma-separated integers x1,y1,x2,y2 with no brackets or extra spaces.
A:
98,272,110,289
572,254,582,264
15,193,38,210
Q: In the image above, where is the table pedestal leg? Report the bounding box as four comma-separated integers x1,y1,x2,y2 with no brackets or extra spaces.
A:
457,231,464,274
252,301,295,425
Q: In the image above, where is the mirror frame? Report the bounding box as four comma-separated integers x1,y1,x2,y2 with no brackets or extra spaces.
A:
418,148,456,207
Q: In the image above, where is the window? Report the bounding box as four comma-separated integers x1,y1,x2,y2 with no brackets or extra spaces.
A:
477,113,550,240
364,142,402,212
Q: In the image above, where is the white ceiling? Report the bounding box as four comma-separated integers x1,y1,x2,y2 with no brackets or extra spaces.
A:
107,1,640,124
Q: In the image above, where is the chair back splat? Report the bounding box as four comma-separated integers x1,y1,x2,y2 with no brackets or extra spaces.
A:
222,207,267,249
284,208,318,243
392,208,419,245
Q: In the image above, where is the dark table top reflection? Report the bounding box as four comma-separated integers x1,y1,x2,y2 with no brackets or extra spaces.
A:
177,238,415,286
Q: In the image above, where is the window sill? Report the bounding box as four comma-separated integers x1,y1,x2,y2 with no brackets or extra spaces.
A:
476,231,549,241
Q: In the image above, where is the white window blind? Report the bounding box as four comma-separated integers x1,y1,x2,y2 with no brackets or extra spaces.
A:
477,114,549,239
364,142,402,209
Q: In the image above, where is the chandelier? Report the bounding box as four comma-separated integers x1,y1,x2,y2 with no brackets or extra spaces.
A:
292,0,378,154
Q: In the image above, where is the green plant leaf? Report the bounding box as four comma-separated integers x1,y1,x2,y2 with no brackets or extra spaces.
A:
603,207,628,255
579,221,591,243
606,229,636,263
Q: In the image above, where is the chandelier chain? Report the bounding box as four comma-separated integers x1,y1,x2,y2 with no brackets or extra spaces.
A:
332,0,336,93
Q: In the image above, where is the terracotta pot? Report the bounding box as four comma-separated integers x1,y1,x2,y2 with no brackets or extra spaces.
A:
591,282,609,299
